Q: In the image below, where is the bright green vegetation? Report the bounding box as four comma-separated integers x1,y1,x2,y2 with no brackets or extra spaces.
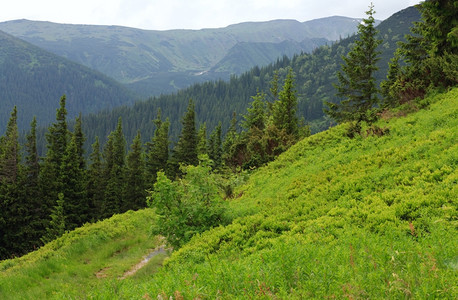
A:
100,88,457,298
0,209,164,299
1,87,456,299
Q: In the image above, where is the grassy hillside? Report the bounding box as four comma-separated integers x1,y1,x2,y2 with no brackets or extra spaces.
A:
111,88,457,298
0,209,163,299
2,88,456,298
0,17,365,96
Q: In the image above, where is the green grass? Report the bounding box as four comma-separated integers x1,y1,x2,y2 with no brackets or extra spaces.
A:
110,88,456,299
0,209,165,299
1,88,457,299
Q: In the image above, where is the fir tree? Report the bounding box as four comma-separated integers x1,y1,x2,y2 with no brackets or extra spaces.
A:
272,68,299,137
124,131,147,211
24,117,44,249
170,99,198,176
145,109,170,184
222,112,240,170
60,129,88,230
197,123,208,157
102,117,126,217
208,122,222,169
87,137,104,221
325,3,382,130
41,193,66,244
242,91,267,131
40,95,69,222
0,106,20,184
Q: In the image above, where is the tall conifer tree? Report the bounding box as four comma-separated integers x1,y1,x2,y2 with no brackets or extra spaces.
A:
146,109,170,184
170,99,198,177
124,131,147,211
325,3,381,129
87,137,104,221
102,117,126,217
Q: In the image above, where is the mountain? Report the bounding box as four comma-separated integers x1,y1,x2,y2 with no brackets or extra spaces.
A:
77,6,420,149
1,86,456,299
0,30,137,133
0,17,371,96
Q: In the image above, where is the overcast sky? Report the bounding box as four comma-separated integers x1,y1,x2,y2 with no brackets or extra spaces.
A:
1,0,422,30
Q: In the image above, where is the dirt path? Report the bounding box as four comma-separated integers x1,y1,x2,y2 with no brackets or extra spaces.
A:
119,246,167,279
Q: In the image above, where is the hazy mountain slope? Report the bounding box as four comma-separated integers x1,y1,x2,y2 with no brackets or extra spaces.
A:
0,17,369,96
0,30,137,132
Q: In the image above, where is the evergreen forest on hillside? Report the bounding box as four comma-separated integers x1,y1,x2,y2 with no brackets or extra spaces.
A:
77,5,421,152
0,1,457,298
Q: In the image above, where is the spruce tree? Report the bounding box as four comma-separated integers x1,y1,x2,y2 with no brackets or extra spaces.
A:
87,137,104,221
222,112,239,170
242,91,267,131
170,99,198,176
325,3,381,130
24,117,44,249
124,131,147,211
0,107,24,258
272,68,299,137
145,109,170,185
0,106,20,184
197,123,208,157
41,193,66,244
208,122,222,169
60,128,88,230
40,95,69,222
102,117,126,217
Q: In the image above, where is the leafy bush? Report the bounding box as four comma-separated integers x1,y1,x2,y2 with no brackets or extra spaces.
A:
147,157,229,249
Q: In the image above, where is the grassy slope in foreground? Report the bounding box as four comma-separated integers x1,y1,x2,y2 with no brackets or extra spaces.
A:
106,88,457,299
0,209,162,299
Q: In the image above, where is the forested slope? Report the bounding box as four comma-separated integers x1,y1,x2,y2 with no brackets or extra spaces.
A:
0,30,137,133
0,17,366,96
79,6,420,149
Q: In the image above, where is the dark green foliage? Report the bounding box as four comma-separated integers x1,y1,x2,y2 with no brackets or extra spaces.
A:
272,68,299,137
208,123,222,169
0,31,137,134
60,128,88,231
145,109,170,185
325,4,382,129
102,118,126,218
124,131,147,211
383,0,458,103
0,106,20,184
38,96,70,240
170,100,198,177
225,71,302,169
40,193,66,245
197,123,208,157
147,158,228,249
87,137,104,221
242,91,266,131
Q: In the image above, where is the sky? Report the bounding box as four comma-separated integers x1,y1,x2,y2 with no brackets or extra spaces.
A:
1,0,422,30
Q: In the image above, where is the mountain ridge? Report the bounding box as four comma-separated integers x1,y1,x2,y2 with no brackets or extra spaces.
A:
0,16,373,96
